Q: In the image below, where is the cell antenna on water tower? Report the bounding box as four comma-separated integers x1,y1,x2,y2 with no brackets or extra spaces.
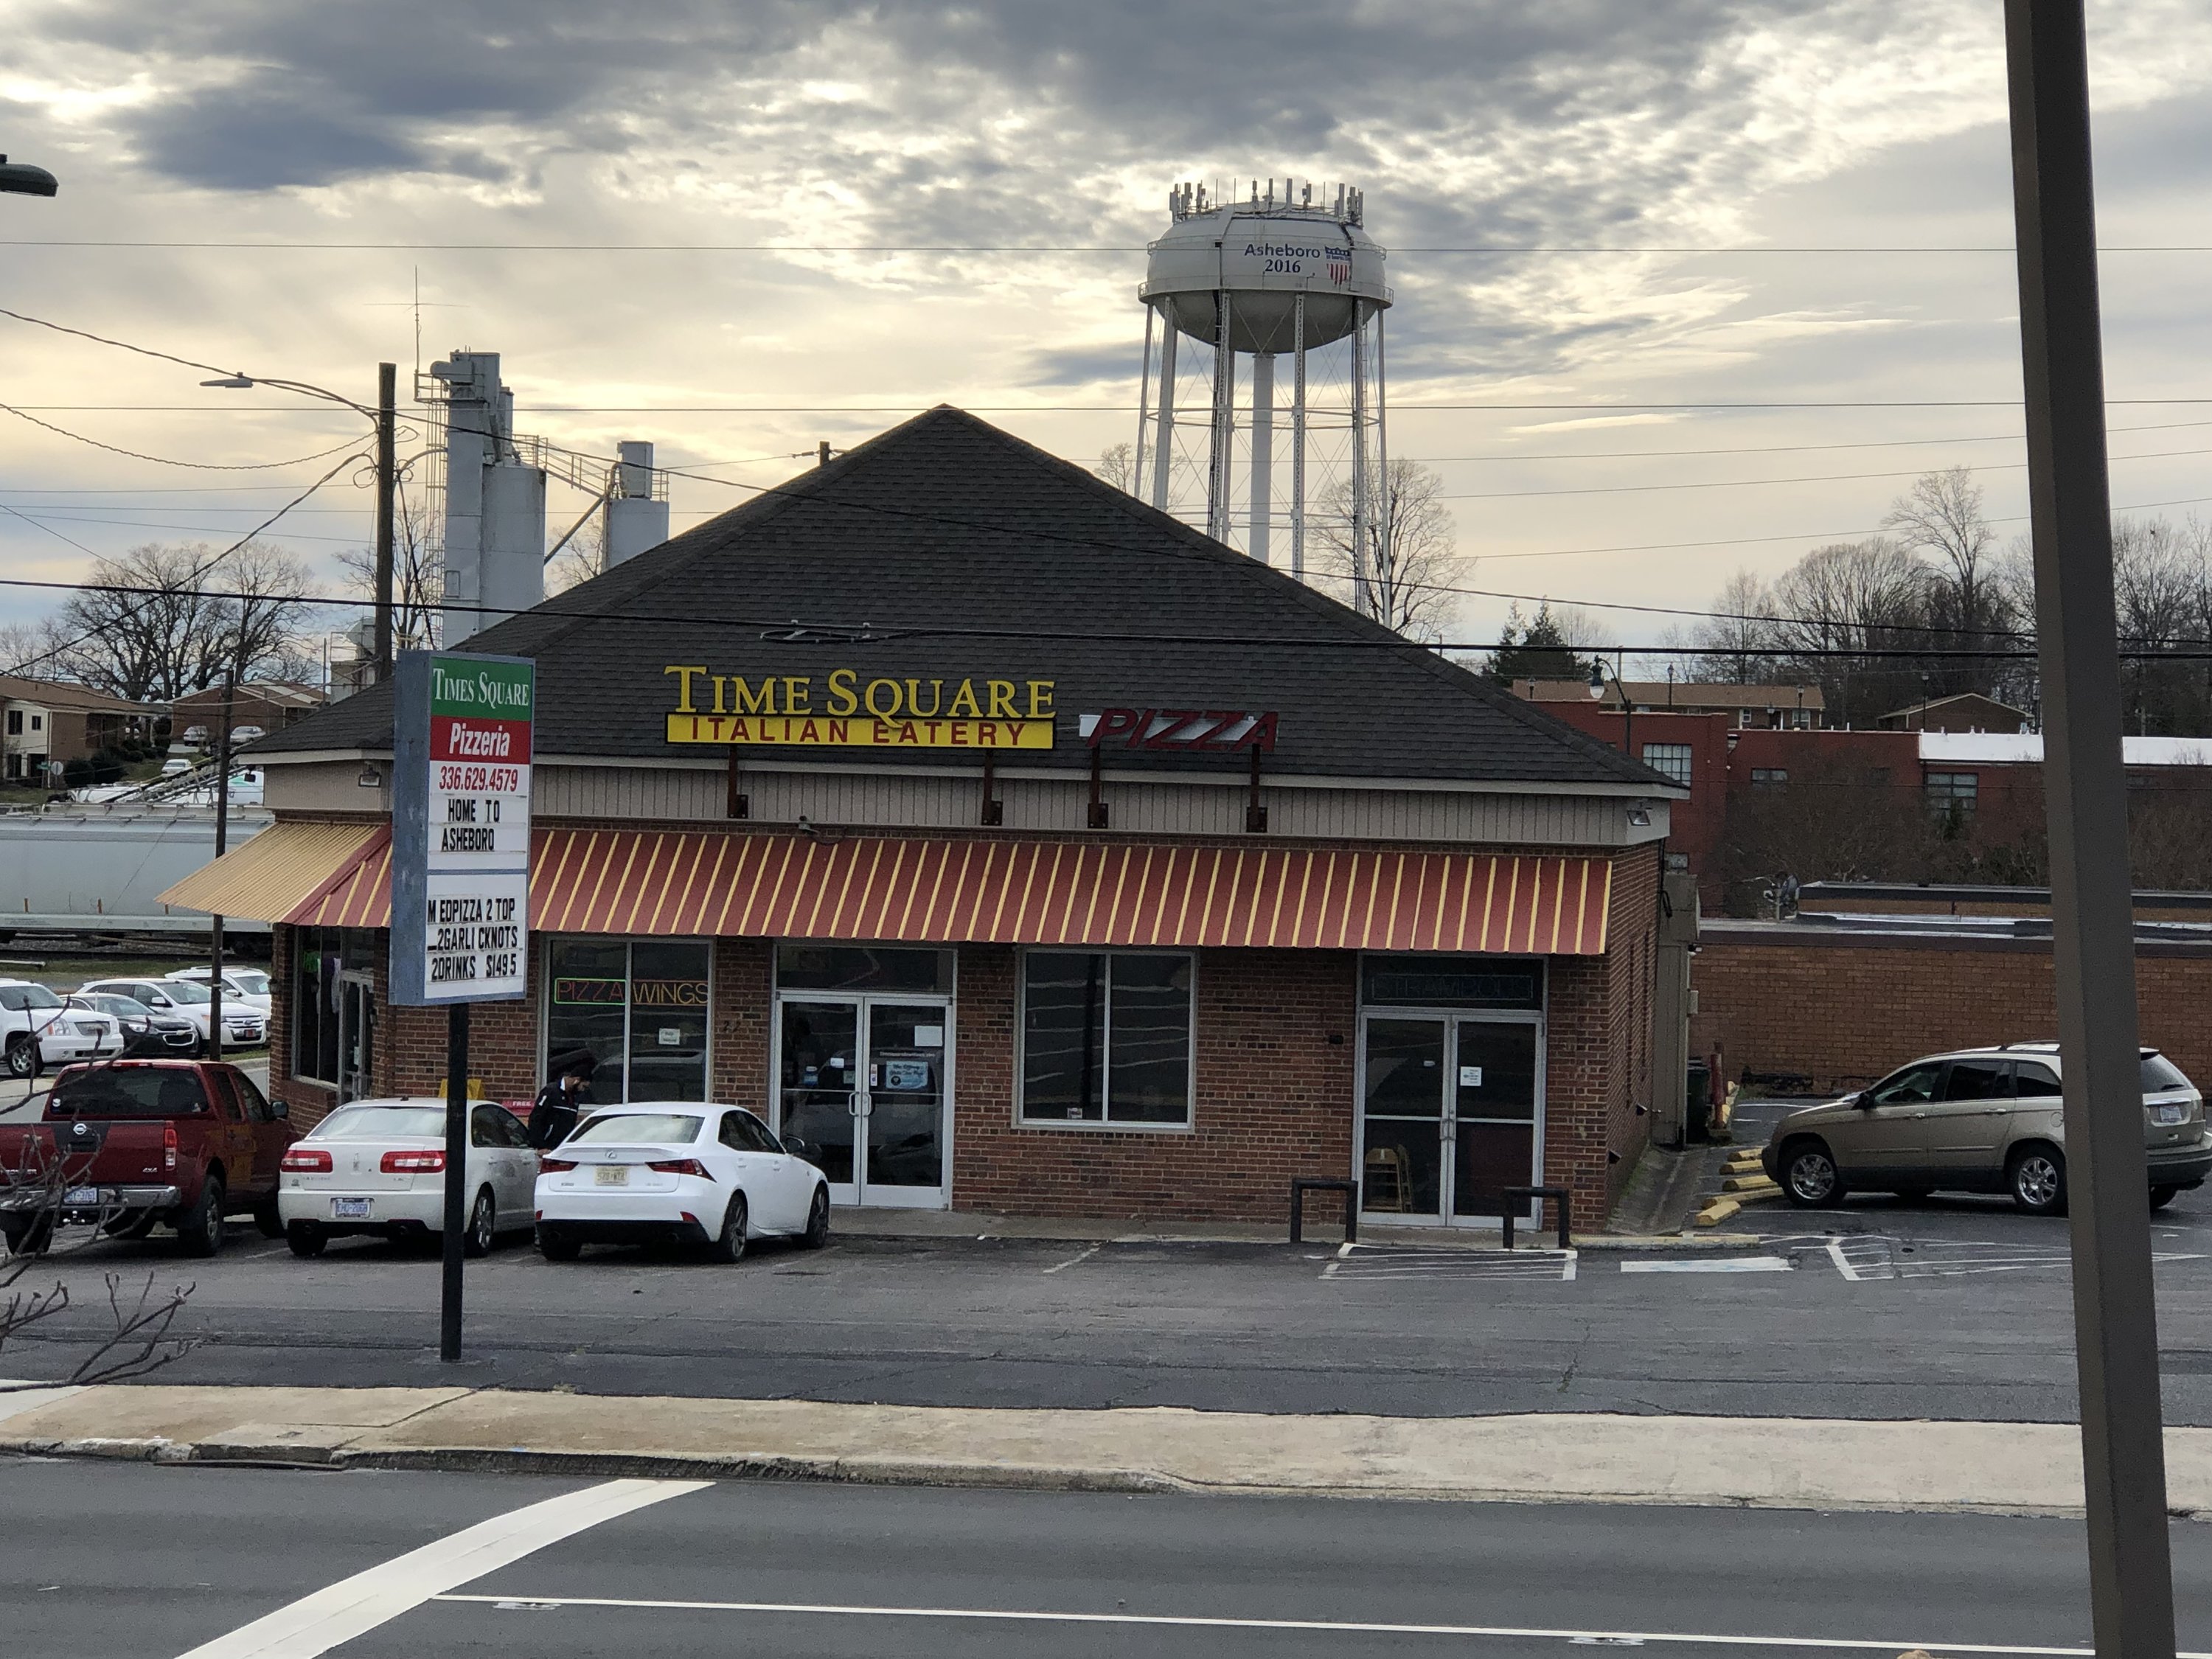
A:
1133,176,1392,602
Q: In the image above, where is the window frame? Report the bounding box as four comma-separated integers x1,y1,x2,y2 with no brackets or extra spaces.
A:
1015,947,1197,1133
540,934,714,1105
1924,771,1980,814
1639,742,1694,788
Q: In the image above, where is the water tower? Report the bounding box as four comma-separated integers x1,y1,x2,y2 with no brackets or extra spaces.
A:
1135,178,1391,592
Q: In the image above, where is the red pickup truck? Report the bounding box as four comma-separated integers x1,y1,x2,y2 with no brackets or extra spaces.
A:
0,1060,299,1256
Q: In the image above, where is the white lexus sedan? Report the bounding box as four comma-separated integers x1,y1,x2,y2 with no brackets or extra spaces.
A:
534,1102,830,1262
278,1099,540,1257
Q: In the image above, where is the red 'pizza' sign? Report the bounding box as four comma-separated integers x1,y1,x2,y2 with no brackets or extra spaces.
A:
1082,709,1278,751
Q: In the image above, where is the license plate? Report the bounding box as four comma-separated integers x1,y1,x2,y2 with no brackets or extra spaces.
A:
594,1165,630,1187
64,1186,100,1206
333,1197,371,1219
2156,1103,2189,1125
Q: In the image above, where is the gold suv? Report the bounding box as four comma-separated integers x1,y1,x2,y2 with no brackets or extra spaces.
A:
1759,1045,2211,1216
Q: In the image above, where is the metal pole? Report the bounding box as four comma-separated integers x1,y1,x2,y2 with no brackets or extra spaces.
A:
1372,305,1391,619
1350,300,1370,614
374,362,396,682
1150,322,1178,510
1250,353,1273,563
1208,293,1234,543
440,1001,470,1363
2004,4,2176,1654
1291,293,1307,582
1133,305,1154,495
209,668,234,1063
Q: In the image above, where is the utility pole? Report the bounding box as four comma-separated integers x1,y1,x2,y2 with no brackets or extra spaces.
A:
375,363,397,681
2005,3,2177,1656
208,665,235,1064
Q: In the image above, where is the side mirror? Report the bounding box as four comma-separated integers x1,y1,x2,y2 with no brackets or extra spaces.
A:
784,1135,810,1156
1854,1091,1877,1109
271,1100,289,1119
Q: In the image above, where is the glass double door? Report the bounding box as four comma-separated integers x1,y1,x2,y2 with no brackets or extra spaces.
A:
1360,1015,1541,1225
338,973,375,1104
777,998,950,1208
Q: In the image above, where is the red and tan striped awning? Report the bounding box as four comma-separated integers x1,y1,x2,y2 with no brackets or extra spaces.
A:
177,824,1615,955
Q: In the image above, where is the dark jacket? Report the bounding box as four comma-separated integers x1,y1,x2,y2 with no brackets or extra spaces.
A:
529,1082,583,1150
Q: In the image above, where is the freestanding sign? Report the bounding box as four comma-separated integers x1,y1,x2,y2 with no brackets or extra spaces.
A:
389,649,534,1366
392,652,535,1005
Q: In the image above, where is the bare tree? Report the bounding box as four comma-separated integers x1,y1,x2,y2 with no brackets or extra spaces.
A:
1319,459,1462,639
546,516,605,597
1686,568,1782,684
50,545,231,702
1095,443,1135,493
0,616,71,679
220,541,316,685
1883,467,2000,643
335,492,442,653
1767,538,1931,724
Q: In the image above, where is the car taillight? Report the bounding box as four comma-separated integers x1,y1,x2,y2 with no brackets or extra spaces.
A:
648,1158,709,1178
163,1123,178,1171
281,1147,333,1173
539,1157,576,1173
380,1150,445,1173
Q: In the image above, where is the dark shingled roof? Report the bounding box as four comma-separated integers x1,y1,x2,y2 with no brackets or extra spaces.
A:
270,408,1664,790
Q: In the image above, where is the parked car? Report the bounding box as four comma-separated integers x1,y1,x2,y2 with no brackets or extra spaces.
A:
1763,1044,2212,1216
533,1103,830,1261
0,1059,296,1254
278,1098,540,1257
229,725,265,745
0,979,120,1077
160,758,193,777
179,726,209,749
165,966,274,1015
66,992,192,1057
80,976,262,1048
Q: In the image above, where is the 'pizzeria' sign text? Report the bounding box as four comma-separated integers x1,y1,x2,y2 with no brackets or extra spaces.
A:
662,665,1055,749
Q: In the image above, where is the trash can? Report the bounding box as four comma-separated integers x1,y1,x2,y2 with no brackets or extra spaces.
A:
1683,1060,1712,1145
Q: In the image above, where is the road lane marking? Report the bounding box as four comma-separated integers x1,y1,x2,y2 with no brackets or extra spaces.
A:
433,1590,2138,1655
174,1478,707,1659
1620,1257,1792,1274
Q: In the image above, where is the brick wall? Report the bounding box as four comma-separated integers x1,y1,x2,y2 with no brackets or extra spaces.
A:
1692,927,2212,1093
950,944,1360,1222
1542,841,1659,1224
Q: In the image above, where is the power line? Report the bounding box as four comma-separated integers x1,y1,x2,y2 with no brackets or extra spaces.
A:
0,305,236,380
4,239,2209,254
0,402,375,472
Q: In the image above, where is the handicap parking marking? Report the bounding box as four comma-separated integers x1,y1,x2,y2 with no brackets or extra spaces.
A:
1323,1244,1578,1281
1619,1256,1793,1274
1790,1232,2212,1281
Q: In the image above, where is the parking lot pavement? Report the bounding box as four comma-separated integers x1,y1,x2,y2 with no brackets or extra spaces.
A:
8,1178,2212,1423
12,1456,2209,1659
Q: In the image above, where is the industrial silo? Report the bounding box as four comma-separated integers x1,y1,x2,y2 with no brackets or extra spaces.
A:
1135,179,1392,597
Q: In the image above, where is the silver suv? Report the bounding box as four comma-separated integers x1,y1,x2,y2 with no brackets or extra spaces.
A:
1761,1044,2212,1216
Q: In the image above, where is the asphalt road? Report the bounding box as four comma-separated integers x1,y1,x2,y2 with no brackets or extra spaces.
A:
7,1457,2210,1659
8,1177,2212,1421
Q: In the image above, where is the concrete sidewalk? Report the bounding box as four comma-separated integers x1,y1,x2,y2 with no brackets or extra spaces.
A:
830,1207,1761,1251
1,1382,2202,1517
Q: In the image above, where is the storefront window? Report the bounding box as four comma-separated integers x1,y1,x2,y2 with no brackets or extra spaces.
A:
1020,951,1192,1127
292,928,376,1085
776,945,952,993
546,938,712,1105
1360,955,1545,1010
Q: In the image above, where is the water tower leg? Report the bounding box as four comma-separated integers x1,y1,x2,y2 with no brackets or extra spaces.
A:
1250,353,1273,564
1150,324,1178,510
1373,306,1391,617
1133,304,1155,495
1292,295,1307,582
1350,300,1371,613
1208,291,1234,543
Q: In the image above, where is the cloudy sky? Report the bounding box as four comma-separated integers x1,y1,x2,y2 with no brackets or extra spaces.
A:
3,0,2209,659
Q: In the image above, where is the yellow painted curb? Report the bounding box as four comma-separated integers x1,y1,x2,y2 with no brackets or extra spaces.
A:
1695,1197,1742,1228
1722,1175,1780,1194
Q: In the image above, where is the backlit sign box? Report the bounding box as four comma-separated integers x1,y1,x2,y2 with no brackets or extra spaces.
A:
391,651,535,1006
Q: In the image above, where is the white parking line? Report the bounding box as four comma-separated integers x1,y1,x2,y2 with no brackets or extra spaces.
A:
174,1478,706,1659
1621,1256,1792,1274
1042,1244,1102,1274
433,1590,2156,1655
1825,1240,1862,1281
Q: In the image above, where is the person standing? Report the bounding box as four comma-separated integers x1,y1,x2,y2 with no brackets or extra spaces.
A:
529,1050,597,1150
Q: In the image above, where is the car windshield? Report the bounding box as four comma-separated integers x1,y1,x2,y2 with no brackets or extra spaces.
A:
230,970,271,997
92,996,154,1018
49,1067,209,1118
313,1106,448,1140
569,1113,702,1145
159,981,212,1004
2143,1054,2193,1093
0,984,62,1012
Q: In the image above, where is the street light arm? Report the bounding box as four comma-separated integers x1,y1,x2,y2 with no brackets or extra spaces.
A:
0,156,58,198
200,372,378,423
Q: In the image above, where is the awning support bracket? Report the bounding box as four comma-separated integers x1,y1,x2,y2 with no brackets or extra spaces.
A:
1245,746,1268,834
1087,746,1109,828
726,746,749,819
981,751,1004,827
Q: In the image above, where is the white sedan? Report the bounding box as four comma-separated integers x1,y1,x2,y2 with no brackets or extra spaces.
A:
278,1099,540,1257
534,1102,830,1262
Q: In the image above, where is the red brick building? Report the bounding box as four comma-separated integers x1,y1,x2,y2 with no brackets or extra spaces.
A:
164,410,1682,1232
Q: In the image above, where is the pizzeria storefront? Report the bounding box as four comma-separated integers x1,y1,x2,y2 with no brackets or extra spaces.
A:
163,407,1679,1231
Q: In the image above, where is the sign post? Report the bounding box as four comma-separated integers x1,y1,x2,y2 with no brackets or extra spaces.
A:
390,650,535,1364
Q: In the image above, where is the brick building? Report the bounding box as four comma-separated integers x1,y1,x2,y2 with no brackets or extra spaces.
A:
0,674,164,783
162,409,1681,1231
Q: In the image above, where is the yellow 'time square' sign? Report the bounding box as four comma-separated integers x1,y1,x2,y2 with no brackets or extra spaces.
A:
663,666,1056,748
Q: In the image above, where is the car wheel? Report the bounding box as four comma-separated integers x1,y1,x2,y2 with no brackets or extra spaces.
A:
2,1034,31,1079
797,1185,830,1250
286,1220,327,1259
2010,1145,2067,1216
2151,1186,2181,1211
4,1214,55,1256
175,1173,226,1257
462,1189,496,1258
103,1208,159,1241
1781,1141,1846,1208
253,1197,285,1239
536,1224,581,1262
704,1193,748,1263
